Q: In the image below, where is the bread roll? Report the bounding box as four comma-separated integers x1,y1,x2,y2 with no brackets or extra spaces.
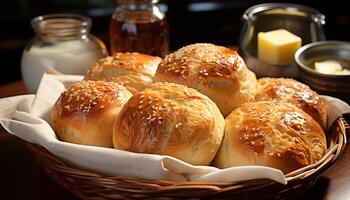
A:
215,101,326,174
154,43,257,116
51,81,132,147
255,78,327,129
85,52,162,94
113,82,225,165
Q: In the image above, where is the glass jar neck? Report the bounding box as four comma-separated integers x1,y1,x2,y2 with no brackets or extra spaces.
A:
117,0,157,11
114,0,164,21
31,13,91,42
117,0,159,4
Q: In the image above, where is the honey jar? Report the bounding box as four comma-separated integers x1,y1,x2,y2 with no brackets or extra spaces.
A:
109,0,169,57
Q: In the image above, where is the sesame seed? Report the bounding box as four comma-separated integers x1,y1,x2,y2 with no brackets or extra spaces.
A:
175,123,183,129
216,72,223,76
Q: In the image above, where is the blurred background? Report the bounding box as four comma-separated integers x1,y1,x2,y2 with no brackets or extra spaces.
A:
0,0,349,84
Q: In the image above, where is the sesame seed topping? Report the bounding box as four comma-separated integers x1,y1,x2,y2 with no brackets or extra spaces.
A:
158,43,243,79
85,53,161,81
55,80,129,116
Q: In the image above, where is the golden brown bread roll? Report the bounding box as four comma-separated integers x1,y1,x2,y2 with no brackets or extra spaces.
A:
85,52,162,94
51,80,132,147
113,82,225,165
215,101,327,174
154,43,257,116
255,78,327,129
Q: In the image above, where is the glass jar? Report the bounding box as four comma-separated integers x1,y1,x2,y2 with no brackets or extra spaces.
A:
21,13,108,93
109,0,169,57
239,3,326,78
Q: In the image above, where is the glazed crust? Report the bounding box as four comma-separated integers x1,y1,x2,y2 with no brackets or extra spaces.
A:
154,43,257,116
85,52,162,94
215,101,327,174
113,82,225,165
51,80,132,147
255,78,327,129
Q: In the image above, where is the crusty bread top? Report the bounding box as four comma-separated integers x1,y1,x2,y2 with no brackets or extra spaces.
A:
156,43,245,81
255,78,327,129
53,80,130,118
86,52,161,79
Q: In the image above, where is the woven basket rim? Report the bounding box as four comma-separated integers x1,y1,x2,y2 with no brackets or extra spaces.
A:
24,116,348,199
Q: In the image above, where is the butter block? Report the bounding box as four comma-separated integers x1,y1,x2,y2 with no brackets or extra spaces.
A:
315,60,342,74
258,29,301,64
315,60,350,75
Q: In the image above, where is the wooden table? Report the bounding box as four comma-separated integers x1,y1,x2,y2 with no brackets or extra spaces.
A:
0,81,349,200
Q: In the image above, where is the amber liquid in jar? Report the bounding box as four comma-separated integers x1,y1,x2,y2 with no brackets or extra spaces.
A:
109,11,169,57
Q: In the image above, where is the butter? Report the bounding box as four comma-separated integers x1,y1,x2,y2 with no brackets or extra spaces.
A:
258,29,301,64
315,60,350,75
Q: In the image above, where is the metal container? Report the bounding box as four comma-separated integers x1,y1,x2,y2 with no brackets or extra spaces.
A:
239,3,326,78
295,41,350,103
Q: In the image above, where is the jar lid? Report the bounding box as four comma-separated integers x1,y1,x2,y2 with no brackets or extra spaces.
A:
118,0,159,4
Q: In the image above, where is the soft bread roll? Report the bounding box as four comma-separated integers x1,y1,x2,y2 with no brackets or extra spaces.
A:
154,43,257,116
255,78,327,129
215,101,327,174
51,81,132,147
85,52,162,94
113,82,225,165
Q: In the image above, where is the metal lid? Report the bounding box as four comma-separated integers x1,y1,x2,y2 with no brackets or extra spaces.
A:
243,3,325,24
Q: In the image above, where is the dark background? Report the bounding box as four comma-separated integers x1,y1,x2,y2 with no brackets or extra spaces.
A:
0,0,349,85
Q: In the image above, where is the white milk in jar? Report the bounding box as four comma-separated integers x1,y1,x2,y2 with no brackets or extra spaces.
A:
21,13,107,93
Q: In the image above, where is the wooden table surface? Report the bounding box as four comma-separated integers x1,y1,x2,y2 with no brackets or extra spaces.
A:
0,81,349,200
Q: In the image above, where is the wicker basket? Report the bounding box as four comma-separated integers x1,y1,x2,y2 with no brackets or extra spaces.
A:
25,117,348,200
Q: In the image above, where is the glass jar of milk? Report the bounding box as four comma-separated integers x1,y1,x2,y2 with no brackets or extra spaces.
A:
21,13,108,93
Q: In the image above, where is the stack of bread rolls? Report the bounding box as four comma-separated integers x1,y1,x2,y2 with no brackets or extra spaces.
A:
51,43,327,173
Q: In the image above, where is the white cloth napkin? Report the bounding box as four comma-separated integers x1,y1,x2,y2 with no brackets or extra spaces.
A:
1,74,349,184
